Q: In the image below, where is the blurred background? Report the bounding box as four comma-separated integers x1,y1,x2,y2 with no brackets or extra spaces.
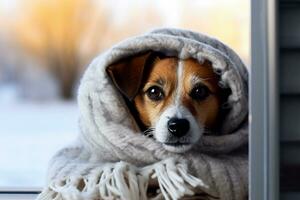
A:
0,0,250,189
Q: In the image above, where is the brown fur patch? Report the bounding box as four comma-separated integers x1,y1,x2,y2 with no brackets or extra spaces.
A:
134,57,221,129
134,58,177,127
182,59,221,128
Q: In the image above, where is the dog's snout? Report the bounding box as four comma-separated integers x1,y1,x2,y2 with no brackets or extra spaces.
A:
167,118,190,137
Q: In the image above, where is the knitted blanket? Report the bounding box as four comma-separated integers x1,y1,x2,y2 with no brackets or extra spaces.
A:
37,28,248,200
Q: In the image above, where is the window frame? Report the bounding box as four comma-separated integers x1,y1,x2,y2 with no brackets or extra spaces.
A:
0,1,262,199
250,0,279,199
0,188,40,200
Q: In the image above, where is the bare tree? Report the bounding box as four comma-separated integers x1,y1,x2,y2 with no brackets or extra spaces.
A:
13,0,108,99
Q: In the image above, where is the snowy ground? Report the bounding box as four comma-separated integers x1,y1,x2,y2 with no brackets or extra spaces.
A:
0,101,78,190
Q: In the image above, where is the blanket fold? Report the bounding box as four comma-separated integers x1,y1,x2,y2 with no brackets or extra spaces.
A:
37,28,248,200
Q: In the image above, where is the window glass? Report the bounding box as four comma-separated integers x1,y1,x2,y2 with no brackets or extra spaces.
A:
0,0,249,189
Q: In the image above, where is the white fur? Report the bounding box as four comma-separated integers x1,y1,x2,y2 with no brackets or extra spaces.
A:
155,105,203,153
174,60,184,108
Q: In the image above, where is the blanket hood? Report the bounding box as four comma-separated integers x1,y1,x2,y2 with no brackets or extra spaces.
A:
37,28,249,200
78,28,248,162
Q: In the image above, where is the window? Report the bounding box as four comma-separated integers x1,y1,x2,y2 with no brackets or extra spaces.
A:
0,0,250,199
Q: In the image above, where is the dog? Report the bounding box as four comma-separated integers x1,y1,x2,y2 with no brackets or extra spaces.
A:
107,52,224,153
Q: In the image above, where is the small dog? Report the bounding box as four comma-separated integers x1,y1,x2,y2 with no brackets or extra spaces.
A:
107,52,224,153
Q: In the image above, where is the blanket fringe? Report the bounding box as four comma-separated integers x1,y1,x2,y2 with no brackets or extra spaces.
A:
150,159,208,200
37,159,207,200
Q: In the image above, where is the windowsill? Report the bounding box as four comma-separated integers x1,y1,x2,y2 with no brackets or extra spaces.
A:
0,187,41,200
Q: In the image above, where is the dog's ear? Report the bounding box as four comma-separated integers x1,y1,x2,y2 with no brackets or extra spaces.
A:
106,52,153,100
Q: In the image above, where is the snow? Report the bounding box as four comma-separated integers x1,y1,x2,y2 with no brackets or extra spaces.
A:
0,84,20,104
0,101,78,190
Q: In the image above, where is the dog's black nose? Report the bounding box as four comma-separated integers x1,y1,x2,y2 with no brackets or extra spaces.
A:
167,118,190,137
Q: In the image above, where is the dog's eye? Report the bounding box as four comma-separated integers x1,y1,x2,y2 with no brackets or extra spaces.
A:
146,86,164,101
190,84,210,100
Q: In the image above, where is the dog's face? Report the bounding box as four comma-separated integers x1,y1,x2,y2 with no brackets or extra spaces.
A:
107,52,222,153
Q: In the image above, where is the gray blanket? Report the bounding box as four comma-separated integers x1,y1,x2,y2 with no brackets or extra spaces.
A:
37,28,248,200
